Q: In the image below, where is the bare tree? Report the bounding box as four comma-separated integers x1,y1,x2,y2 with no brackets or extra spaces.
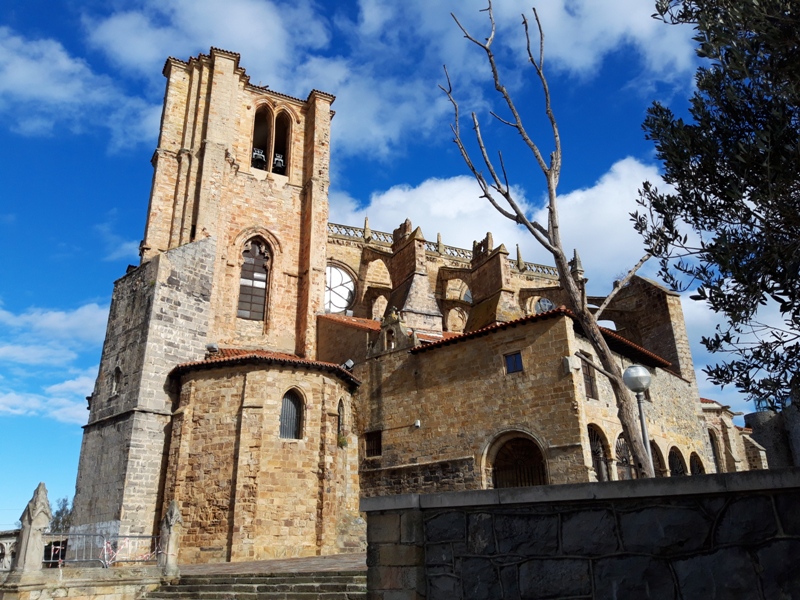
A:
442,2,654,477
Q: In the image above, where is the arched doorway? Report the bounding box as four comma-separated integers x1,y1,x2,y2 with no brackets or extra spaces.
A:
490,436,547,488
689,453,705,475
651,442,667,477
668,447,687,476
588,425,610,482
615,435,637,480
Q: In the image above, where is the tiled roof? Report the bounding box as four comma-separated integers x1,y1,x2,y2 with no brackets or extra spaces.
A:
409,306,672,369
735,425,754,433
171,348,360,387
319,313,460,342
701,398,719,405
410,306,573,354
319,313,381,331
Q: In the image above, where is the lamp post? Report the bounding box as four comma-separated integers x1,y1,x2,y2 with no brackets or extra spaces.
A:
623,364,654,476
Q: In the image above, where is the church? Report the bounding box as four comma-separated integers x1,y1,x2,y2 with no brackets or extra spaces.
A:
69,48,767,563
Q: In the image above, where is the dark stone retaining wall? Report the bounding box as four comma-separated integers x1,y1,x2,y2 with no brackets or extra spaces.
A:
361,468,800,599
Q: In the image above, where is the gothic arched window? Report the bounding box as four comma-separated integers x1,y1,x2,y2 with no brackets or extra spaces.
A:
280,390,303,439
251,107,273,171
251,107,291,175
237,239,271,321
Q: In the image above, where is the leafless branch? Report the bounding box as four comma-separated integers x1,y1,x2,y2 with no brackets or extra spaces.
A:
594,252,652,320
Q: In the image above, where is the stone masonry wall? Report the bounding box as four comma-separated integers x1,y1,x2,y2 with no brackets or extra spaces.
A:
164,364,362,562
0,566,161,600
363,468,800,600
574,335,712,477
72,237,214,538
353,315,589,495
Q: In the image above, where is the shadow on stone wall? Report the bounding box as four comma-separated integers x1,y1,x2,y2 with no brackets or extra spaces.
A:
362,469,800,599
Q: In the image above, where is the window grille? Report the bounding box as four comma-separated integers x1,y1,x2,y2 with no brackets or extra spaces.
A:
238,239,270,321
588,425,609,482
615,435,637,480
337,400,345,437
581,353,598,399
365,431,382,457
651,442,666,477
279,391,302,439
668,447,687,476
505,352,523,374
690,453,705,475
492,438,547,488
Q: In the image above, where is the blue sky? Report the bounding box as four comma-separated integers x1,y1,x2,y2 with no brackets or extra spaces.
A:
0,0,749,526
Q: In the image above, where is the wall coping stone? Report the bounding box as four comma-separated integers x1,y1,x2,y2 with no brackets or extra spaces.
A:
360,468,800,512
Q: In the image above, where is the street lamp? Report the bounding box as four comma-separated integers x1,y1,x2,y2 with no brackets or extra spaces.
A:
623,364,654,475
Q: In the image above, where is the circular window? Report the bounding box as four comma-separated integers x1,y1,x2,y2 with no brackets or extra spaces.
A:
325,265,355,313
535,297,555,314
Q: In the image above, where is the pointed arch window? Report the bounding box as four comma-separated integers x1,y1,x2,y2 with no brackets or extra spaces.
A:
251,106,291,175
238,239,271,321
280,390,303,439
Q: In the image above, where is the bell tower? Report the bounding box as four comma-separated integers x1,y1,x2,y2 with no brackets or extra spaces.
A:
71,48,335,541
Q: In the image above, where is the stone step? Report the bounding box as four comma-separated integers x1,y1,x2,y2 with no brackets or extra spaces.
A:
144,570,367,600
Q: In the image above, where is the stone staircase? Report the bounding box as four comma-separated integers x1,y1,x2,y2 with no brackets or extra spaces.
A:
144,570,367,599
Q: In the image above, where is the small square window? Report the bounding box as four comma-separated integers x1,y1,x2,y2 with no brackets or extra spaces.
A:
365,430,382,457
505,352,523,374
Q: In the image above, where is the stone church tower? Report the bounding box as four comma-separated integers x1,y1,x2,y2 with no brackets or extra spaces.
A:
71,48,361,560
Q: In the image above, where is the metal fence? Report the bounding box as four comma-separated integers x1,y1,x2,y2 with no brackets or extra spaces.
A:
42,532,161,568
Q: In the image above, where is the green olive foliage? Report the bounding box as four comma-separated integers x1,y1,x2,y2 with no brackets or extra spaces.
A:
635,0,800,409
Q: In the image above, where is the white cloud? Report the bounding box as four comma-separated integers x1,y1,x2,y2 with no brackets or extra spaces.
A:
0,345,77,366
0,303,108,345
0,26,160,147
330,175,537,254
532,157,664,294
71,0,697,159
0,390,87,425
45,369,97,397
94,221,141,262
330,157,662,288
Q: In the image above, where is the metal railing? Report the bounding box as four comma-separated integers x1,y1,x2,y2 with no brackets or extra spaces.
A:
42,532,161,568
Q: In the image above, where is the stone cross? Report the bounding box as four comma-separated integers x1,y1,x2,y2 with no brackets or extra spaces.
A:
12,482,52,573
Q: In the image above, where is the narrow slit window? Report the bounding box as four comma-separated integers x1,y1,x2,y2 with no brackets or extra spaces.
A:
505,351,523,374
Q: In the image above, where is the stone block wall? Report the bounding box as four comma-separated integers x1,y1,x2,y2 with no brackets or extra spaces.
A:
72,237,214,538
574,335,712,477
353,314,589,495
164,364,362,562
0,566,161,600
363,468,800,599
